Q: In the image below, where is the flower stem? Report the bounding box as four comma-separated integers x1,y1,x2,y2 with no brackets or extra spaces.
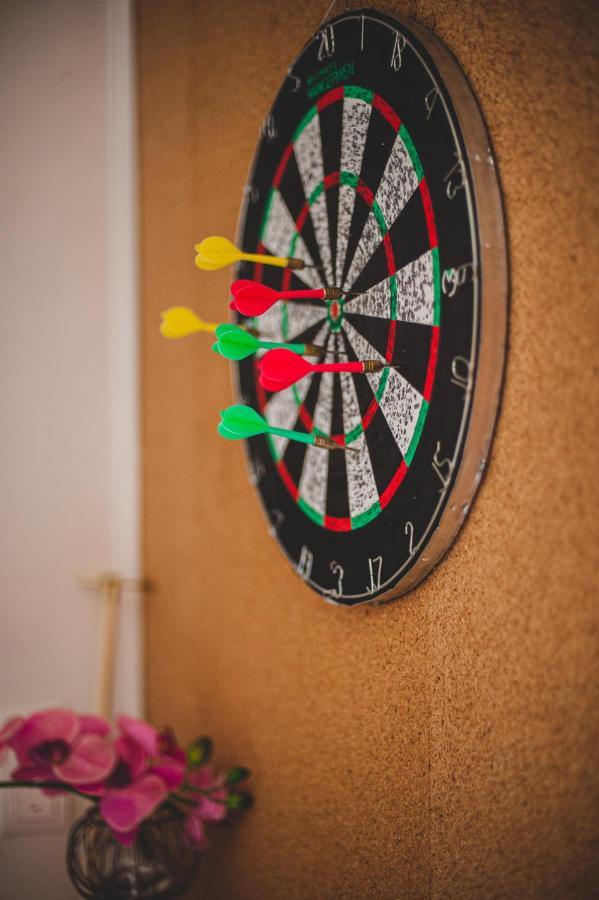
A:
0,780,97,801
179,783,229,805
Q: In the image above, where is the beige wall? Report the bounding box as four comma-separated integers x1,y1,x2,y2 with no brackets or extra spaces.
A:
0,2,140,897
138,1,599,897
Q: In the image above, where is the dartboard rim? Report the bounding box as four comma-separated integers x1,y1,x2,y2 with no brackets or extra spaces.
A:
233,7,508,605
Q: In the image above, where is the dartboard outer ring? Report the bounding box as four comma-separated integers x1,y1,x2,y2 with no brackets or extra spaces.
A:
232,8,507,606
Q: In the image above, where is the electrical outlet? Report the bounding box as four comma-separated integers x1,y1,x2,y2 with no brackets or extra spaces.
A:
2,787,70,837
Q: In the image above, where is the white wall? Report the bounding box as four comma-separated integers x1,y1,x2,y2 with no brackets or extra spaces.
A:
0,1,140,896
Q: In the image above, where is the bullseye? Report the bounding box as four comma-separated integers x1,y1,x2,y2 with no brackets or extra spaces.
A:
327,297,344,333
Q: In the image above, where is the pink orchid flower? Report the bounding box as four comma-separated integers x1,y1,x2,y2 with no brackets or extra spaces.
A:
185,765,228,847
5,709,114,789
94,716,183,844
0,716,25,765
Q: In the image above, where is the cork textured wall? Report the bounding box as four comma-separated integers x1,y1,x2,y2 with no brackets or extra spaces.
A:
137,1,599,897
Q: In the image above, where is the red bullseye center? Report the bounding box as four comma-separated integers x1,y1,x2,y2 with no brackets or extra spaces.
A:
327,296,344,333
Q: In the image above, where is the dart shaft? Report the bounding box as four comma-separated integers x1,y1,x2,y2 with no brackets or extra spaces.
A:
239,251,301,269
277,288,325,300
258,340,308,354
312,361,365,374
267,426,343,452
279,286,343,301
268,425,314,445
311,360,385,374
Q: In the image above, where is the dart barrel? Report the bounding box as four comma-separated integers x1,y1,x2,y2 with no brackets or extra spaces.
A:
362,360,386,373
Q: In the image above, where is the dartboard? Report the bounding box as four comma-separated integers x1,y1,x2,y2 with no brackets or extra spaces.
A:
234,8,507,605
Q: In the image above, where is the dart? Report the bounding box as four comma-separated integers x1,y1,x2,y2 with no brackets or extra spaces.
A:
218,404,349,452
258,373,296,392
230,280,343,317
212,323,324,361
195,236,307,272
258,349,396,392
160,307,221,338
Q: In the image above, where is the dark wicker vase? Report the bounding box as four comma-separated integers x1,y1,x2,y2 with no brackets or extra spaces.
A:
66,804,201,899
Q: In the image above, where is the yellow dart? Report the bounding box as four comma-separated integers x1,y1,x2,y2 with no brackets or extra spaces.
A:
160,307,220,338
194,235,305,272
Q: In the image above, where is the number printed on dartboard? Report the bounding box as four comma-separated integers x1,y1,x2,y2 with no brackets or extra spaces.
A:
233,9,507,604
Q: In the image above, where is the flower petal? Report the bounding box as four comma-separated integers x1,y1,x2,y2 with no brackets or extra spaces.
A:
100,774,166,833
10,763,54,782
54,734,116,785
10,709,79,761
115,736,147,777
69,781,106,797
0,716,24,747
196,789,228,823
78,715,111,736
117,715,158,756
150,760,185,790
185,813,208,848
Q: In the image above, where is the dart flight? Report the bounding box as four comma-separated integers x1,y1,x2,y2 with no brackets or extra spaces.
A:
195,236,306,272
160,307,221,338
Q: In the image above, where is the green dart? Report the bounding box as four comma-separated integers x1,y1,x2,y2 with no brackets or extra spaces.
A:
212,323,324,361
218,404,352,452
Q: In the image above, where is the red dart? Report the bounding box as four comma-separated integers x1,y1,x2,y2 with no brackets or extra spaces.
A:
230,280,342,317
229,279,256,310
258,349,391,392
230,279,256,294
259,373,296,392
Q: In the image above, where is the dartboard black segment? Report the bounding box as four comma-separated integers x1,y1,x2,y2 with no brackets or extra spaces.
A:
234,8,507,605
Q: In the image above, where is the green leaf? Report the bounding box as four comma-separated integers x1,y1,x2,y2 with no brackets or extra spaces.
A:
187,736,213,768
225,766,251,785
227,791,254,810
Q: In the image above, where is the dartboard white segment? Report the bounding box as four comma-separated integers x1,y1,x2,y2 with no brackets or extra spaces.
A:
294,115,334,283
284,302,328,341
254,302,285,342
343,210,381,291
342,319,385,367
343,276,392,319
262,190,321,289
343,130,420,289
336,96,372,283
264,379,312,460
257,301,326,343
375,131,419,227
343,251,436,326
376,368,425,458
340,371,379,520
298,370,335,518
394,250,436,325
343,320,424,456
